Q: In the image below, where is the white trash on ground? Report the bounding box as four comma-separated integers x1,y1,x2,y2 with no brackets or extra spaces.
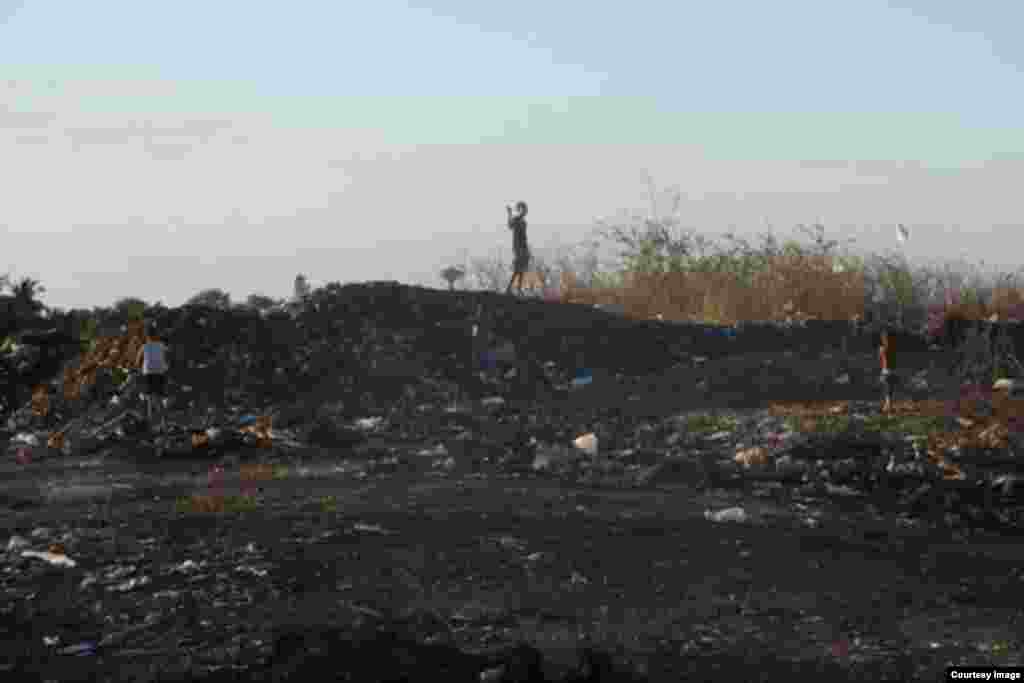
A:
12,432,40,446
5,535,30,552
21,549,77,567
704,507,749,524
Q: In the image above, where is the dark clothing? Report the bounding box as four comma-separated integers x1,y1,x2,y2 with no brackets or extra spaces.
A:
509,215,528,258
142,373,167,397
513,249,531,273
509,214,530,275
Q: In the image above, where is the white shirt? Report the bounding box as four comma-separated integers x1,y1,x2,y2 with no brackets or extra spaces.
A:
141,341,168,374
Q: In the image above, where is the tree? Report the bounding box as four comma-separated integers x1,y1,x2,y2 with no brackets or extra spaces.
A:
186,288,232,309
113,297,149,321
594,176,714,277
9,276,46,317
245,293,281,312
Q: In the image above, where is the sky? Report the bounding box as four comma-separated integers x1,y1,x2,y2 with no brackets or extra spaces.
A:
2,0,1024,310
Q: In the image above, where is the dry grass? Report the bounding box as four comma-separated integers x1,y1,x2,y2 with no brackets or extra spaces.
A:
560,257,865,325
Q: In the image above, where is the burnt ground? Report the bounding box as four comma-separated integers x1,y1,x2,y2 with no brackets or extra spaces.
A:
2,285,1024,681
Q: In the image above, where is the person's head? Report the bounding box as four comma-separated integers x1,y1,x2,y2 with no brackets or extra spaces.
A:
515,201,528,217
145,321,160,341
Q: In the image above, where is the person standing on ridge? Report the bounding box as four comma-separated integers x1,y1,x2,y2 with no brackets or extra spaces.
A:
505,201,531,296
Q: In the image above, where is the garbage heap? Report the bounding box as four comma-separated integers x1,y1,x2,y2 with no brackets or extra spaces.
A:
61,319,146,402
0,282,694,458
0,280,930,464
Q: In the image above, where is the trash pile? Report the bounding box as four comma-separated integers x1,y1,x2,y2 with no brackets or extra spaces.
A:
752,395,1024,529
4,280,1024,531
60,319,146,402
0,283,691,462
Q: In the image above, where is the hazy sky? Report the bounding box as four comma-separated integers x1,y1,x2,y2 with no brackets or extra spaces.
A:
3,0,1024,310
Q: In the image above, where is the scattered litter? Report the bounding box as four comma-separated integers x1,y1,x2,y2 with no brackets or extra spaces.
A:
704,507,749,524
354,417,384,430
6,535,30,552
109,576,151,592
480,666,504,682
418,444,448,458
494,536,527,551
21,549,77,567
735,446,770,468
573,432,599,457
825,484,860,497
103,564,137,581
13,446,33,465
12,432,39,446
571,369,593,389
236,565,269,578
569,570,590,585
58,642,96,656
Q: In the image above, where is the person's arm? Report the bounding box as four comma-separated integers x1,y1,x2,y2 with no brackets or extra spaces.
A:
136,345,145,368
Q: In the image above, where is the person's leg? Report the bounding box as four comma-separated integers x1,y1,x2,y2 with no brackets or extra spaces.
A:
141,374,153,421
155,374,168,433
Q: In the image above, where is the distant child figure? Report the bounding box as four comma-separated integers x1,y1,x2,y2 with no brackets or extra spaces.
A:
505,201,531,296
878,328,900,413
136,321,170,426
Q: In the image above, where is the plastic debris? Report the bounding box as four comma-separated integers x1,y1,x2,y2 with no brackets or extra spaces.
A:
354,417,384,430
573,432,599,457
58,642,97,656
704,507,749,524
12,432,40,446
5,535,30,552
14,447,33,465
109,576,151,592
571,369,593,389
21,549,77,567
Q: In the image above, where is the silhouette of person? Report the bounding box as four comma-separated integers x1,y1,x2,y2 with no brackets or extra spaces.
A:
505,201,531,295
